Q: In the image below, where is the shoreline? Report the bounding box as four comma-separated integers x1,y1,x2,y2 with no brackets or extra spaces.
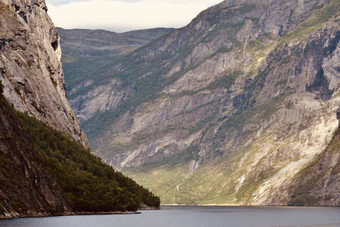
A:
160,204,340,208
0,205,160,220
73,211,141,215
0,210,141,220
2,205,338,220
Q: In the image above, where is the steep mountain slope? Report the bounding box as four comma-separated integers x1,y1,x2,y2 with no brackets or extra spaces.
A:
0,0,88,147
68,0,340,205
0,83,73,217
288,114,340,206
58,27,174,102
0,81,160,218
0,0,159,218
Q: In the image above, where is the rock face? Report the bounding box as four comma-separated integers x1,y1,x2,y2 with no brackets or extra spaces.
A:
67,0,340,205
0,0,160,218
287,126,340,206
0,0,85,217
0,0,88,148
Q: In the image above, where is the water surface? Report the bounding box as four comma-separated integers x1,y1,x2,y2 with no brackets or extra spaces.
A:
1,206,339,227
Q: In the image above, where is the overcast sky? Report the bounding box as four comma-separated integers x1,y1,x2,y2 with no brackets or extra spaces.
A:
45,0,222,32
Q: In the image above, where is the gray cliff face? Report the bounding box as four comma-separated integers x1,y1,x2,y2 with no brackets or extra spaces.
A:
66,0,340,205
0,0,88,148
289,140,340,206
286,108,340,206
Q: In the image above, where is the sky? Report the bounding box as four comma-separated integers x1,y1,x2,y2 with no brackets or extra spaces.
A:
45,0,223,32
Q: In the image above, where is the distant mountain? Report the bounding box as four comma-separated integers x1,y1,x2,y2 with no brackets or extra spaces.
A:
58,27,175,57
65,0,340,206
0,0,159,218
58,27,174,101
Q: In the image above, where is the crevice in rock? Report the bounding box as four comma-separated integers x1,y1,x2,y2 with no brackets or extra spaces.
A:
51,40,58,51
34,2,48,12
18,11,28,24
306,67,334,101
323,30,340,56
0,39,6,51
12,4,20,12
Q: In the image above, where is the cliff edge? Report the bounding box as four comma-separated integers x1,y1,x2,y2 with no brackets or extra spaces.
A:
0,0,88,147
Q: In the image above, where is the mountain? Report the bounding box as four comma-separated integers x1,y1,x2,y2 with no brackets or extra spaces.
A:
0,0,159,218
58,27,174,97
66,0,340,206
58,27,175,57
0,0,88,147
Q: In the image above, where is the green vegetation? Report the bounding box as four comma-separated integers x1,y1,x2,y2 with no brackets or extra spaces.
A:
246,38,275,53
16,112,160,211
58,0,340,207
0,81,160,212
279,1,340,46
207,70,240,91
125,132,299,205
75,6,252,149
124,153,243,205
67,0,340,151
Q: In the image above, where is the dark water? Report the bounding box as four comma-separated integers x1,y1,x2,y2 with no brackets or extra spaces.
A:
1,206,340,227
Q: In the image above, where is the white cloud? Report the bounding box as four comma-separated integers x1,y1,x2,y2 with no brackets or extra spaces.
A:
47,0,90,6
46,0,222,32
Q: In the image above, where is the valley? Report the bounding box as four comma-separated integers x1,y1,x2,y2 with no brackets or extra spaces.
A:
62,0,340,206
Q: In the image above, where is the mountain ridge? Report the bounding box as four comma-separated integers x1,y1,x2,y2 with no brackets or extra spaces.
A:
58,27,175,57
64,0,340,206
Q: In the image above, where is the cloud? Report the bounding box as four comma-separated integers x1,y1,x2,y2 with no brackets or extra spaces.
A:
47,0,90,6
46,0,222,32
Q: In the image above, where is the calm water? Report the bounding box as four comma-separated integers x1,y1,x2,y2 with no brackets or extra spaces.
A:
1,206,340,227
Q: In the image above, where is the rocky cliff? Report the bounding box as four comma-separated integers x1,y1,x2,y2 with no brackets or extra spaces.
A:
288,126,340,206
0,0,160,218
67,0,340,205
0,0,88,147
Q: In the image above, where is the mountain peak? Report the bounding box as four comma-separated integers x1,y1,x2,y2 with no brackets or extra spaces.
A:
63,0,340,206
